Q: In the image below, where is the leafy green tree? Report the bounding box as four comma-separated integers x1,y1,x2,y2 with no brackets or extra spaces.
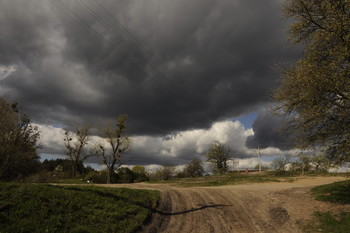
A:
63,126,90,178
184,158,204,177
94,115,130,184
0,98,40,181
274,0,350,163
40,158,93,179
132,165,149,182
132,165,146,174
206,141,232,174
116,167,136,183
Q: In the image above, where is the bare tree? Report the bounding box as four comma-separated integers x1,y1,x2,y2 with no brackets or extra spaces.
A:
154,165,176,181
297,154,312,175
94,115,130,184
311,154,331,172
271,155,290,174
63,126,90,178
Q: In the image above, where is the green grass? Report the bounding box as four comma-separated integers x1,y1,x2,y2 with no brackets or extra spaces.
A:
149,172,297,187
149,172,349,187
311,180,350,204
0,183,159,233
304,180,350,233
53,179,87,184
310,212,350,233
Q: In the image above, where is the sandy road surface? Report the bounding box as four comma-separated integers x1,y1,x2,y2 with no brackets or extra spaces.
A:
101,177,350,233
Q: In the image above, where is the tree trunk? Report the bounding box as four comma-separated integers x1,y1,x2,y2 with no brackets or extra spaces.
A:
71,161,76,178
106,168,111,184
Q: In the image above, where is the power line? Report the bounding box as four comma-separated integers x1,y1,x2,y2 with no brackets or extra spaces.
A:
76,0,130,51
90,0,185,93
50,0,116,46
51,0,177,87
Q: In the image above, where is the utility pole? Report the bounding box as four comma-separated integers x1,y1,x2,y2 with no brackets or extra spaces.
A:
237,153,240,172
257,145,261,172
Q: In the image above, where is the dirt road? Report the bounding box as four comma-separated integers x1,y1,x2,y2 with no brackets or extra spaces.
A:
103,176,350,233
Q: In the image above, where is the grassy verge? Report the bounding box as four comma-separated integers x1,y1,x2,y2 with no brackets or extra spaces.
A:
304,180,350,233
0,183,159,233
149,172,300,187
311,180,350,204
150,172,349,187
53,179,87,184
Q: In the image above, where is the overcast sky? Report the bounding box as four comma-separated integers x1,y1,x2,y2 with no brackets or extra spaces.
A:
0,0,301,168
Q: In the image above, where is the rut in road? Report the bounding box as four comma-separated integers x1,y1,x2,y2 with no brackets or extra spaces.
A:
138,177,349,233
145,188,297,233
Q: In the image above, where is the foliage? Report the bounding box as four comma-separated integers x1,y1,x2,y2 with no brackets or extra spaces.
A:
311,153,332,172
0,98,40,181
40,159,95,180
116,167,136,183
271,155,290,174
289,154,332,174
184,158,204,177
84,170,118,184
132,165,146,174
206,141,233,174
0,183,159,233
83,168,140,184
274,0,350,164
152,165,176,181
94,115,130,184
132,165,149,182
64,126,90,178
297,154,312,175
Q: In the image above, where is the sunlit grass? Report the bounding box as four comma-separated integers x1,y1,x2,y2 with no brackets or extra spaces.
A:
0,183,159,233
303,180,350,233
149,172,349,187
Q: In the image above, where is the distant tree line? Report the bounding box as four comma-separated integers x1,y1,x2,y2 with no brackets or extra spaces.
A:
271,153,335,175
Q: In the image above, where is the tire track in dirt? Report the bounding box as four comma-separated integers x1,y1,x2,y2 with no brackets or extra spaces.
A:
99,176,349,233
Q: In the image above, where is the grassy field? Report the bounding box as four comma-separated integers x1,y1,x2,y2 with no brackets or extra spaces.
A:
0,183,159,233
150,171,348,187
304,180,350,233
312,180,350,204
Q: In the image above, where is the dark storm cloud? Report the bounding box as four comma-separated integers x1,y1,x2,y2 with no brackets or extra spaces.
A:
0,1,52,65
0,0,300,136
246,110,292,150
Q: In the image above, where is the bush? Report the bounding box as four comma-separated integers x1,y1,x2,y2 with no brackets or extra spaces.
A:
151,166,175,181
134,173,149,182
29,170,53,183
132,165,149,182
116,167,135,183
84,170,118,184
